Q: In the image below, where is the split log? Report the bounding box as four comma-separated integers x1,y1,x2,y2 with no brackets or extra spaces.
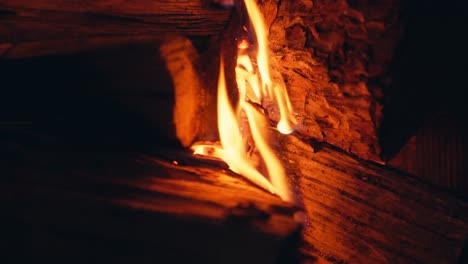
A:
280,135,468,263
0,0,232,58
255,0,403,162
0,131,302,264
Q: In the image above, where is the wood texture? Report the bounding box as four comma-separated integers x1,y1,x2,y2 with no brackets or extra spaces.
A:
161,36,219,146
0,133,302,263
0,0,402,162
280,135,468,263
1,3,466,262
0,0,232,58
1,126,466,264
254,0,403,162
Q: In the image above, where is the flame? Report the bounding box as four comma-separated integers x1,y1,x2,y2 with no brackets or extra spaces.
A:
243,0,297,134
191,0,296,202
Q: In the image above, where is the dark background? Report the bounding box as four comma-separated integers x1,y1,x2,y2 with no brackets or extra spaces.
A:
379,0,468,158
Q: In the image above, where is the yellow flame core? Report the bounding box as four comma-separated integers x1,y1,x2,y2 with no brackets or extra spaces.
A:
191,0,296,202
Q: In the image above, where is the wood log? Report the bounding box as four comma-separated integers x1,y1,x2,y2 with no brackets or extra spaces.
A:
256,0,404,162
1,10,466,263
280,135,468,263
163,32,468,263
1,0,400,162
0,130,302,264
161,36,205,147
1,125,467,264
161,36,219,146
0,0,232,58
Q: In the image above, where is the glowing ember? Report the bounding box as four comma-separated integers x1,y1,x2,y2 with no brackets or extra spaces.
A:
191,0,296,202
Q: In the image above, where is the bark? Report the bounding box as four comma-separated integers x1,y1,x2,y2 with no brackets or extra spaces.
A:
256,0,403,162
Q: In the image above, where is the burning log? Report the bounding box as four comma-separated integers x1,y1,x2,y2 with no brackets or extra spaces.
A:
255,0,403,162
1,1,466,263
166,35,468,260
1,127,466,264
0,0,232,58
0,135,302,263
165,11,468,264
280,135,468,263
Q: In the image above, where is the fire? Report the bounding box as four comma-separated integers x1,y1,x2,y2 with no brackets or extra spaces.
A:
191,0,296,202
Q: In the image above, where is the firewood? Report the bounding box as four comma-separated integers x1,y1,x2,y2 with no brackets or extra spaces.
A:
160,36,219,147
2,127,466,264
257,0,404,162
280,135,468,263
0,135,302,263
160,36,205,147
1,2,465,263
0,0,232,58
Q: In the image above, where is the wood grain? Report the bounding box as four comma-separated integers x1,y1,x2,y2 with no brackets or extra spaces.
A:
0,136,301,263
256,0,404,162
281,135,468,263
0,0,232,57
1,126,466,263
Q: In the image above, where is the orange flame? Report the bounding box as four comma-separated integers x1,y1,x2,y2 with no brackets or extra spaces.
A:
191,0,296,202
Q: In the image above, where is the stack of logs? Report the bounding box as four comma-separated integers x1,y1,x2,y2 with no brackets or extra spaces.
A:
163,34,468,263
1,0,467,263
0,0,401,161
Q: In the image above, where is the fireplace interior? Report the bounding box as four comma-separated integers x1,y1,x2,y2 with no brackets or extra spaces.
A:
1,0,467,263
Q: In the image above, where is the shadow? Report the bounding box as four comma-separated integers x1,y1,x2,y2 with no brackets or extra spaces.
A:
0,42,180,152
379,0,468,160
